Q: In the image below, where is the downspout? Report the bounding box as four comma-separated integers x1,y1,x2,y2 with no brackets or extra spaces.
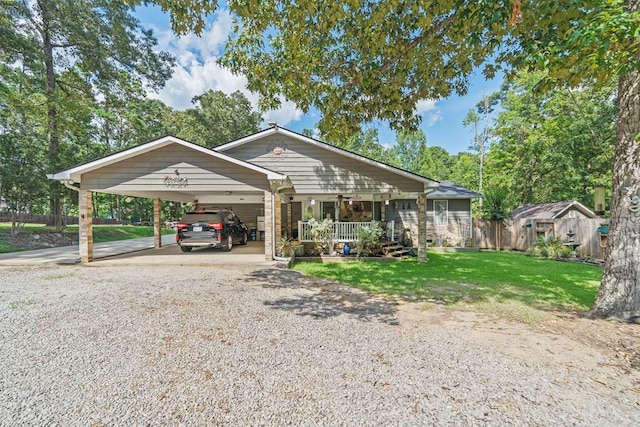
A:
61,179,80,193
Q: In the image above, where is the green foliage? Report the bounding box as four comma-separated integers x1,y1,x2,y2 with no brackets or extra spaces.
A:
419,146,455,181
485,71,616,209
293,251,602,311
307,217,334,255
276,235,294,257
481,187,511,221
0,0,175,222
330,128,391,163
391,130,427,174
181,90,262,148
354,221,383,257
527,237,574,259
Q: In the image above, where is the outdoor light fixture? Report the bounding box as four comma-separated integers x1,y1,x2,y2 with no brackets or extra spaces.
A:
310,199,316,205
349,199,353,205
385,199,390,205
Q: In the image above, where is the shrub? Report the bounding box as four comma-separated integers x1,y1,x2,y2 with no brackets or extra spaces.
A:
355,221,383,257
308,218,334,255
527,237,573,259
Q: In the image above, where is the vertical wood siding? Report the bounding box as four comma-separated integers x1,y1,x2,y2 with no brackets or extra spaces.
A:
474,217,607,259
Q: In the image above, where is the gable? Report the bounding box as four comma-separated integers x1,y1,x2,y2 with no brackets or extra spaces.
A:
220,133,426,194
81,144,271,193
512,201,598,219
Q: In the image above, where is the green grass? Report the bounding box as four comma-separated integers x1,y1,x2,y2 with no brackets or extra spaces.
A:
0,223,174,253
292,251,602,312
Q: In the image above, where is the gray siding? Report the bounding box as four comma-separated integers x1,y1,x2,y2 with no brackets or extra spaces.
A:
224,135,423,194
385,199,419,246
426,198,472,244
82,144,270,192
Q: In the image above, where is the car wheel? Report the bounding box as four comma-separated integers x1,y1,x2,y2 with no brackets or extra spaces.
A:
240,232,248,245
180,246,192,253
222,235,233,252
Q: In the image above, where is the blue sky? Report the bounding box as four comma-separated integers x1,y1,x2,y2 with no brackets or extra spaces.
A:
136,6,503,155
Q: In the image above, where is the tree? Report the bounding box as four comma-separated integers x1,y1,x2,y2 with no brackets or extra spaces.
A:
1,0,174,227
181,90,262,148
463,92,499,205
450,152,480,193
156,1,640,319
392,130,428,174
419,146,454,181
485,71,615,210
334,128,391,163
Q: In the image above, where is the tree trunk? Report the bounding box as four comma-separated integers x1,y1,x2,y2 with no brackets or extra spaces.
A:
37,0,62,228
589,67,640,321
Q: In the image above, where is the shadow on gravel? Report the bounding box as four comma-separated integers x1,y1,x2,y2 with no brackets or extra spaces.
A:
246,268,399,325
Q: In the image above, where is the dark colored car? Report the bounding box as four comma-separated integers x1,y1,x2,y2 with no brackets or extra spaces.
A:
176,210,248,252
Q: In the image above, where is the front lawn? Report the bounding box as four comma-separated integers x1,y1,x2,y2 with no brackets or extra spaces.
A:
292,251,602,312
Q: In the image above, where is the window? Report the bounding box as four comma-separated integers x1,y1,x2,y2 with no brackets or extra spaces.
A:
434,200,448,226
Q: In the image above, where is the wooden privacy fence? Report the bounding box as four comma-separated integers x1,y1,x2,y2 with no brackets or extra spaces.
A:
473,218,608,260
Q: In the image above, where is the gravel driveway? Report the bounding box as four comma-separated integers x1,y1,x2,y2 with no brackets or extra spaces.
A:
1,264,638,426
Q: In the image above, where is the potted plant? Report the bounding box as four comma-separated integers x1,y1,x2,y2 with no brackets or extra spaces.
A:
276,235,295,258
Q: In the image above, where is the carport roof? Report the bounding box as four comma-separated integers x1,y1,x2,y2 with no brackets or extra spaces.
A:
47,135,289,184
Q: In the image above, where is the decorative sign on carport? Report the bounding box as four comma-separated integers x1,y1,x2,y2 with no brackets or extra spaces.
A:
163,169,188,188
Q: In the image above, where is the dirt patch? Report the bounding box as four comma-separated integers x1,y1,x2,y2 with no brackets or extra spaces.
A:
399,303,640,385
5,232,77,250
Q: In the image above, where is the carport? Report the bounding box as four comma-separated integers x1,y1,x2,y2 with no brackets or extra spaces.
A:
48,136,292,263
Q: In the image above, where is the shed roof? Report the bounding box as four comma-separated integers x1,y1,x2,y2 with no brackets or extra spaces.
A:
511,201,598,219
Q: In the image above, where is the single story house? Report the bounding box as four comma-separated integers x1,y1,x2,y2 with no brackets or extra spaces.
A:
48,126,481,262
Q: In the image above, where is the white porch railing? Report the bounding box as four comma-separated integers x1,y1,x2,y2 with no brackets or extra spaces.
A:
297,220,395,242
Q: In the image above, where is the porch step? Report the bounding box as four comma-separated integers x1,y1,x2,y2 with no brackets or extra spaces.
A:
385,248,412,257
380,241,411,257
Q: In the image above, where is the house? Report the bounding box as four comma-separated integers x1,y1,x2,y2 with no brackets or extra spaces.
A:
0,196,7,212
48,126,481,262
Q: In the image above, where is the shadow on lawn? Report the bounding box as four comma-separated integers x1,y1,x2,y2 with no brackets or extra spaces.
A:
289,252,601,312
245,268,399,325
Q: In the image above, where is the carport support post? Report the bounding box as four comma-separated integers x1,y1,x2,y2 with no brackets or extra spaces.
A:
274,195,282,242
79,189,93,263
264,191,273,261
287,202,292,238
417,192,428,262
153,198,162,249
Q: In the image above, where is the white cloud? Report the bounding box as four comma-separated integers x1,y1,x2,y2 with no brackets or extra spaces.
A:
147,9,304,127
416,99,442,126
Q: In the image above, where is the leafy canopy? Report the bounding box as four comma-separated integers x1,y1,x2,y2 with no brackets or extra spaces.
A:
152,1,639,140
